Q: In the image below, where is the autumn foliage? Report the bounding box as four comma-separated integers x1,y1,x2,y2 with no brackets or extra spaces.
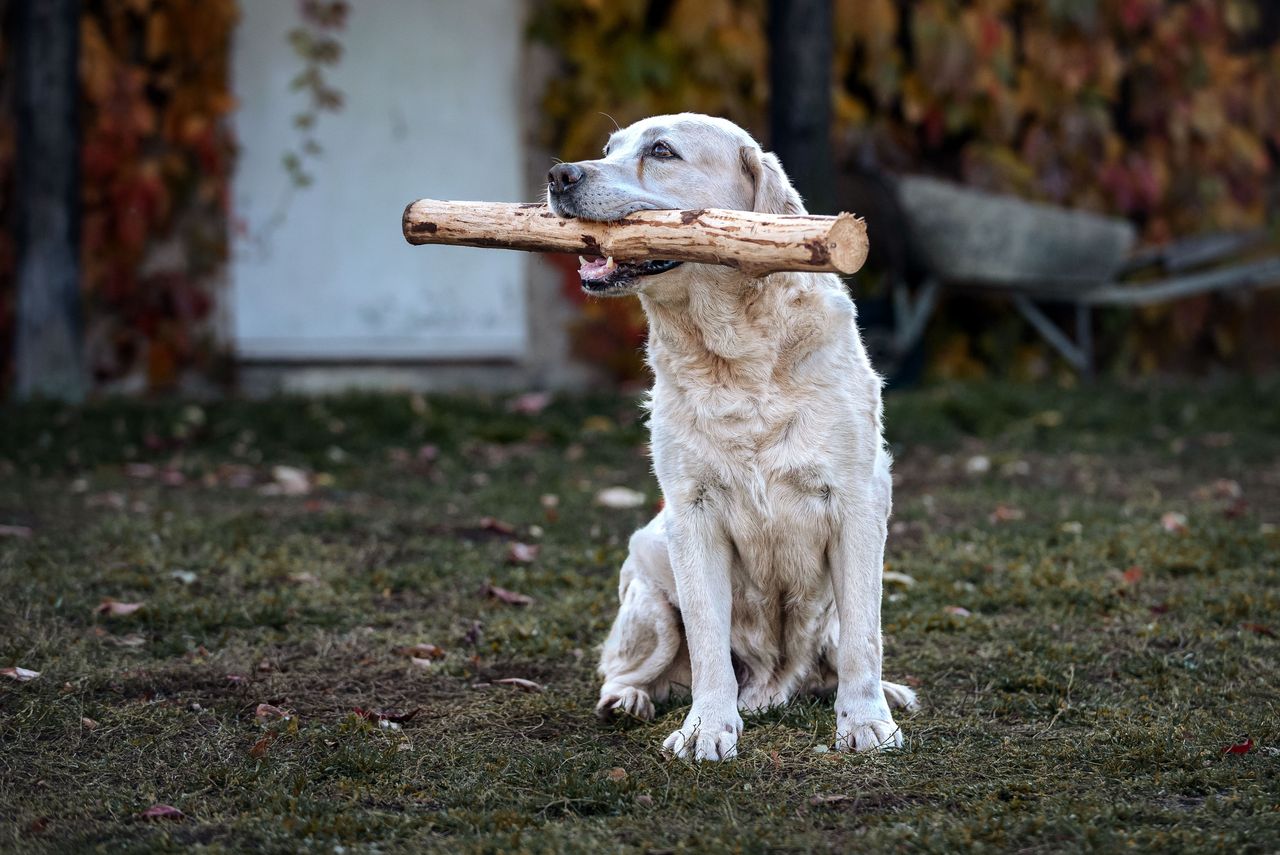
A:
533,0,1280,378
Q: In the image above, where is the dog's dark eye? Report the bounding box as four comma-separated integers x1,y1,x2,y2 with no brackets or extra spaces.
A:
650,141,677,159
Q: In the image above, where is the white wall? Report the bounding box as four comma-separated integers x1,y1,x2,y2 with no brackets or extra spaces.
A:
230,0,528,361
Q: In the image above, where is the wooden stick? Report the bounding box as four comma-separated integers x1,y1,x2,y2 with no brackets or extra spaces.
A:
402,200,868,276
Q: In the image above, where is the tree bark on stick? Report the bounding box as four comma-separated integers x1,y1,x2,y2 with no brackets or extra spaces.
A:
14,0,84,400
402,201,868,276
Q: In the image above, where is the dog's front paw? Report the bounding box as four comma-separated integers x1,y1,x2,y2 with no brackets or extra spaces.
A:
596,685,655,721
662,706,743,761
835,715,903,752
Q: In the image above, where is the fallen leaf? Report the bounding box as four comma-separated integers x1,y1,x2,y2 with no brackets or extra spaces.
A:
605,767,627,782
288,571,321,585
810,793,852,806
104,633,147,648
989,504,1025,523
0,524,33,538
478,516,517,536
94,599,144,617
409,657,435,668
509,391,552,414
1240,623,1276,638
1223,737,1253,755
81,717,99,730
1211,479,1243,499
483,584,534,606
398,643,445,660
540,493,560,523
883,571,916,587
249,733,273,758
354,706,423,724
1,666,40,682
964,455,991,475
169,569,198,585
506,542,540,564
225,674,246,685
138,804,184,821
1223,498,1249,519
594,486,646,509
261,465,310,496
255,703,292,722
1123,565,1144,585
635,793,654,807
944,606,972,617
1160,511,1189,534
495,677,544,692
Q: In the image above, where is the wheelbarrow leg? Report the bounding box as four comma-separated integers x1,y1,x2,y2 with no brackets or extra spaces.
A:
893,277,939,357
1012,295,1091,376
1075,302,1093,379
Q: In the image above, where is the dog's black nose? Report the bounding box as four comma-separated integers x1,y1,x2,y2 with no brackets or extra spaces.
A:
548,162,585,194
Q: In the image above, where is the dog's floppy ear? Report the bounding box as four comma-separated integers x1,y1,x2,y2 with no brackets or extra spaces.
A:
740,146,806,215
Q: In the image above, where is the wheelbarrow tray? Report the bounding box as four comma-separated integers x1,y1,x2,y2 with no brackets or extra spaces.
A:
897,176,1137,290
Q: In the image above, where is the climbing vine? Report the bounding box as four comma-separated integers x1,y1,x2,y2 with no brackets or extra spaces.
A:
532,0,1280,378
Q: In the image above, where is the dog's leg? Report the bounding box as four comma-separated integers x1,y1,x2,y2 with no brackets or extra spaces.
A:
597,519,682,721
829,450,903,752
661,505,742,761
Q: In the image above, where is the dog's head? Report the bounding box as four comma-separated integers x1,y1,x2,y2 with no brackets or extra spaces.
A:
546,113,804,296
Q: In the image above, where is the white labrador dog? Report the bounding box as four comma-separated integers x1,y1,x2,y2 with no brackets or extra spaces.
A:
547,114,917,761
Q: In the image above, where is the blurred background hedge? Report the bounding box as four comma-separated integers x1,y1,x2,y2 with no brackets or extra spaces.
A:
533,0,1280,381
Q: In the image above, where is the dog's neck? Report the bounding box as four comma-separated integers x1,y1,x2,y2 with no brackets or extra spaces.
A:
638,270,829,390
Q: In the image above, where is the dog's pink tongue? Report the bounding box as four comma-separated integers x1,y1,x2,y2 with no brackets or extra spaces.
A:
579,257,610,280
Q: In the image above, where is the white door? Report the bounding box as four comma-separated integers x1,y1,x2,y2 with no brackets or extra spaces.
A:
230,0,527,360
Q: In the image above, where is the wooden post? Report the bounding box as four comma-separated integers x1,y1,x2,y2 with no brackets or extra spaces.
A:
13,0,85,401
769,0,835,215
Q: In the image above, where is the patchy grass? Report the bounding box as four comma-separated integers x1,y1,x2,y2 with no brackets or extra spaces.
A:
1,378,1278,853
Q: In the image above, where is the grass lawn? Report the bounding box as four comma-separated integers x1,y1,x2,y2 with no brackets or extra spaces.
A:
2,378,1278,853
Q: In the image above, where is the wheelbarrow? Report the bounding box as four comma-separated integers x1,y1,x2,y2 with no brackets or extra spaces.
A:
883,175,1280,375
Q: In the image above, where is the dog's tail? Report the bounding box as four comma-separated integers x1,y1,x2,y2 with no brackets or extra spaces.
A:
882,680,920,712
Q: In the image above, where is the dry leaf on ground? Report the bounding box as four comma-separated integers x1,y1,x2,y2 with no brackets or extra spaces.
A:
94,599,144,617
483,584,534,606
1,666,40,682
595,486,646,509
138,804,184,821
506,542,540,564
495,677,544,692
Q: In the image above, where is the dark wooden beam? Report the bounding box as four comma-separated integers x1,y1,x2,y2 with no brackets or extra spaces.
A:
13,0,84,400
768,0,835,215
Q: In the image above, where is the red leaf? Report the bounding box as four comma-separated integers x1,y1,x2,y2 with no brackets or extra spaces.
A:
1222,738,1253,755
483,584,534,606
1123,565,1144,585
1240,623,1276,638
478,517,517,536
249,733,273,758
138,804,184,821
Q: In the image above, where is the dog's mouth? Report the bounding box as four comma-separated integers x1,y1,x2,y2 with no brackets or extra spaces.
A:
577,255,683,293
